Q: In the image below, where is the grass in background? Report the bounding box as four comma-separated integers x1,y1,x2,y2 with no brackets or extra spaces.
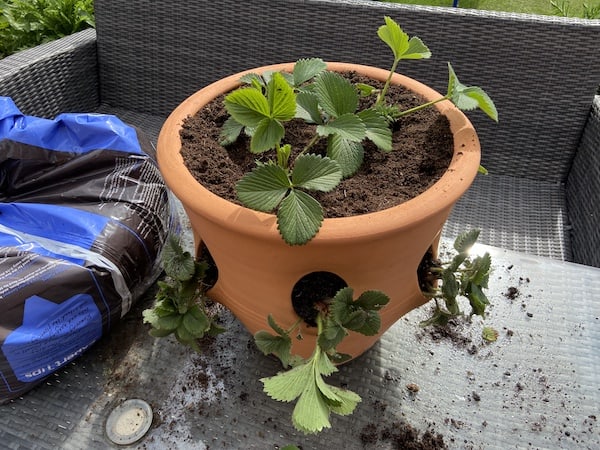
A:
383,0,600,17
0,0,94,58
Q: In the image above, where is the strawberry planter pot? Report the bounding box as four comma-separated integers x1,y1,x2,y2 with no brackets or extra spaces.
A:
157,62,481,359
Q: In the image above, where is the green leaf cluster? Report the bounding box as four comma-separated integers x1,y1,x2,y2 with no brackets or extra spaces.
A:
255,288,389,434
142,236,224,352
0,0,94,59
421,229,492,327
219,16,497,246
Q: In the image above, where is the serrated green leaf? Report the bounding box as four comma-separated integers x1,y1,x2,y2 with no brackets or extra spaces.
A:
267,313,288,336
292,376,331,434
207,321,226,337
317,113,366,142
296,92,323,124
239,72,264,86
326,135,364,178
236,164,290,211
162,236,196,281
277,190,323,245
293,58,327,86
224,87,270,128
466,283,489,316
353,311,382,336
377,16,409,61
355,290,390,311
447,63,498,121
327,352,352,364
148,327,174,338
291,154,342,192
342,310,367,331
262,362,311,402
326,385,361,416
314,71,359,117
175,322,195,342
441,269,459,302
318,321,346,351
444,296,460,316
142,308,159,326
182,307,210,337
356,83,377,97
251,117,285,153
315,349,338,377
470,252,492,286
156,313,183,331
330,287,355,323
404,36,432,59
482,326,499,342
219,116,244,146
453,229,481,253
255,330,294,366
358,109,392,152
267,72,297,121
152,299,177,316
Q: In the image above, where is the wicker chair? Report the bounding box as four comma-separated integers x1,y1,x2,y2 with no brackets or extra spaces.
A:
1,2,599,448
2,0,599,267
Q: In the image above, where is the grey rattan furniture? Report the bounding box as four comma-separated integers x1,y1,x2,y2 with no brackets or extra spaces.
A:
2,0,599,267
1,1,599,449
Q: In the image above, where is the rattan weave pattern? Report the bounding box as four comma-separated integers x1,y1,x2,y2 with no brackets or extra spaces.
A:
446,174,572,260
567,97,600,267
94,0,600,183
0,29,99,118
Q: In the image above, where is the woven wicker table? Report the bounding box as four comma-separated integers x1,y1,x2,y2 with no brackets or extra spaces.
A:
1,237,598,449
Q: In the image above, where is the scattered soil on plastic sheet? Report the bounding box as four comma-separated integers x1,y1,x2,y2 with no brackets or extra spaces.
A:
176,72,455,448
179,72,454,217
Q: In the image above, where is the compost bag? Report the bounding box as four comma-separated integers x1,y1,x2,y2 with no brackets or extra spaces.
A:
0,97,172,402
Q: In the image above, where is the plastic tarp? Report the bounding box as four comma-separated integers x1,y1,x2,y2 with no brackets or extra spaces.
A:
0,97,172,402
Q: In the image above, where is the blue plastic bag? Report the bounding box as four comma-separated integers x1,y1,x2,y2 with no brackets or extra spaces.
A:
0,97,172,402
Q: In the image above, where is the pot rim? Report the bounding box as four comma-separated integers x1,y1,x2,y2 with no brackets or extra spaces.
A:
157,62,480,242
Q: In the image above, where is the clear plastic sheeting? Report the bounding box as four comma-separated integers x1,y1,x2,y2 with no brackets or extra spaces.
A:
0,97,172,402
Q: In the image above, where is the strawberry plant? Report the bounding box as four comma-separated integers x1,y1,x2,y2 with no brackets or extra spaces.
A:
221,16,497,245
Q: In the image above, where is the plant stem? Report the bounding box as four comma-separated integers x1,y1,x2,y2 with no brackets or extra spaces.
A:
300,134,322,156
395,95,450,118
376,58,401,107
286,317,304,335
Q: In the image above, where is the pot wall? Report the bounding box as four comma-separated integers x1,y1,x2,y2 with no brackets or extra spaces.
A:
158,62,480,359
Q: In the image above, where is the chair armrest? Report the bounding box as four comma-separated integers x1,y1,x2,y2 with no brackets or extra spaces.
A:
567,96,600,267
0,29,99,118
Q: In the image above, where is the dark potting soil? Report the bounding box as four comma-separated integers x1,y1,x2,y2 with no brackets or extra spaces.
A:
179,72,453,217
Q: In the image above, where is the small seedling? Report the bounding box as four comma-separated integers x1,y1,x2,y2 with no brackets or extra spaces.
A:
420,229,492,326
255,288,390,434
221,16,497,245
142,236,224,352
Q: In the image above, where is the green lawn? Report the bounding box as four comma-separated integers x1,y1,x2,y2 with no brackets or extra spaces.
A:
383,0,600,18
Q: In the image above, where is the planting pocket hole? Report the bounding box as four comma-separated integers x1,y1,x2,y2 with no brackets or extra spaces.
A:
198,242,218,289
417,246,441,294
291,271,347,327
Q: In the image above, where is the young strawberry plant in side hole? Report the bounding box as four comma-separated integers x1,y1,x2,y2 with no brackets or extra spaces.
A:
254,288,390,434
420,229,492,326
221,16,497,246
142,236,224,352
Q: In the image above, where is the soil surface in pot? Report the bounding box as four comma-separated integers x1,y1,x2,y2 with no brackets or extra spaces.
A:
180,72,453,217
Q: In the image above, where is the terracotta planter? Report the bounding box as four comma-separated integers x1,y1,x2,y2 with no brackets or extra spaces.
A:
157,62,480,359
